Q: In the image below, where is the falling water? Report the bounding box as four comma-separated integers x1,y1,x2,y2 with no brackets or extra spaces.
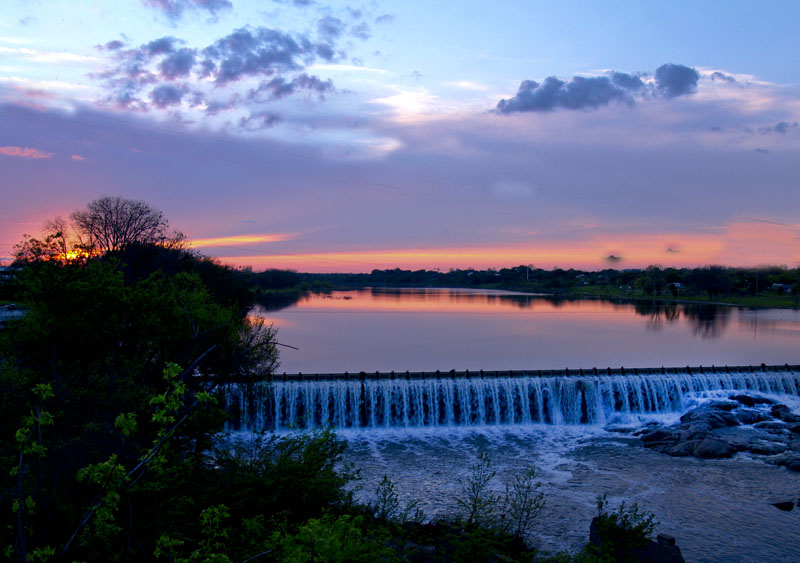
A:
222,369,800,432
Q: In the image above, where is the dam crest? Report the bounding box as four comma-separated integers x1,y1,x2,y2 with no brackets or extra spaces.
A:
222,364,800,432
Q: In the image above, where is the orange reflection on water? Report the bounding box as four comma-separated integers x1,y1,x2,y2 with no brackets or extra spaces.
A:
289,288,634,317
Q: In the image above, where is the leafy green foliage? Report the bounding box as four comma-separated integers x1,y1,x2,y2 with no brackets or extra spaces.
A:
455,451,545,539
501,466,546,538
371,474,424,524
456,451,499,527
0,213,281,561
584,494,658,562
271,513,395,563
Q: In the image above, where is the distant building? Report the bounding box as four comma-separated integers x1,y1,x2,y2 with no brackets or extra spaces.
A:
0,266,22,279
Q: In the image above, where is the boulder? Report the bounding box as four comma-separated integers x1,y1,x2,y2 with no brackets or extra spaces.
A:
677,426,710,442
771,501,795,511
729,394,775,407
735,408,770,425
694,438,734,459
765,453,800,472
589,518,685,563
680,405,739,429
634,535,686,563
771,405,800,424
785,457,800,472
641,428,676,444
746,440,787,456
668,440,701,457
753,421,787,434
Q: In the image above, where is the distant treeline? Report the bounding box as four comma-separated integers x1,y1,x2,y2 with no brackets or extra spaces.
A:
285,265,800,303
6,263,799,307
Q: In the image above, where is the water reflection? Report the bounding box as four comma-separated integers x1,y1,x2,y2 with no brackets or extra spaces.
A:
281,288,739,337
252,288,800,373
682,304,732,339
253,291,304,312
632,301,681,332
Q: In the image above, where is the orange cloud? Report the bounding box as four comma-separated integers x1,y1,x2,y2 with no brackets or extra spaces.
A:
70,154,85,161
189,233,293,248
0,146,52,159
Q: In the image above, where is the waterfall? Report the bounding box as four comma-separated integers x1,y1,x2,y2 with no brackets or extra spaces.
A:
221,370,800,432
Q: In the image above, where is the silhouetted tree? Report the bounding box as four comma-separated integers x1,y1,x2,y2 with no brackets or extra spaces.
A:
71,196,183,252
688,266,730,301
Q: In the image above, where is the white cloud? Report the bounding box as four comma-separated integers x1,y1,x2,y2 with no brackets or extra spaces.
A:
0,46,99,64
0,36,31,45
369,87,438,118
309,63,389,74
444,80,488,91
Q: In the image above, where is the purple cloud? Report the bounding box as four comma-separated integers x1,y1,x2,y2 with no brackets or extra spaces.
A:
497,75,635,113
497,64,700,114
142,0,232,21
247,73,334,101
150,84,185,107
98,22,347,122
654,63,700,98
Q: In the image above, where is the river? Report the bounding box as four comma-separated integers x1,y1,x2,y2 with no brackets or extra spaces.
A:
253,288,800,374
238,288,800,561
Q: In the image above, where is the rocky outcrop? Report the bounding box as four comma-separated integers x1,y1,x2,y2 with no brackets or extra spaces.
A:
589,517,685,562
634,395,800,471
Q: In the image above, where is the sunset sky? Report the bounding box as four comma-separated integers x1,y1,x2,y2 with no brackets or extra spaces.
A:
2,0,799,272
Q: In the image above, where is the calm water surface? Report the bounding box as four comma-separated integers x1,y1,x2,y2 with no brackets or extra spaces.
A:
254,288,800,373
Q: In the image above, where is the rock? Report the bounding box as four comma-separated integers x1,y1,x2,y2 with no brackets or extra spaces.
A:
788,441,800,453
677,423,711,442
785,457,800,472
765,453,800,472
714,427,777,453
606,425,635,434
694,438,734,459
746,440,787,456
635,539,686,563
772,501,795,512
641,428,676,444
657,534,676,547
589,518,685,563
754,421,787,434
788,423,800,435
706,400,739,411
669,440,701,457
771,405,800,423
680,405,739,429
729,394,775,407
735,408,770,425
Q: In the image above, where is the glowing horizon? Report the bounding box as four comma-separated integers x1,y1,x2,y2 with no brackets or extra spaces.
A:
213,221,800,273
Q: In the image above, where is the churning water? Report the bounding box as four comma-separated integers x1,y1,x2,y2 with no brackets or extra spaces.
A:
223,370,800,561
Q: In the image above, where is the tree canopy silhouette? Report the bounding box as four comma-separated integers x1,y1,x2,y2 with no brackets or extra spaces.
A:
70,196,183,252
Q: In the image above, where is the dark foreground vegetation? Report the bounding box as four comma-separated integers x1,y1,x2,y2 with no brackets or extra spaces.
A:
301,265,800,308
1,198,678,561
